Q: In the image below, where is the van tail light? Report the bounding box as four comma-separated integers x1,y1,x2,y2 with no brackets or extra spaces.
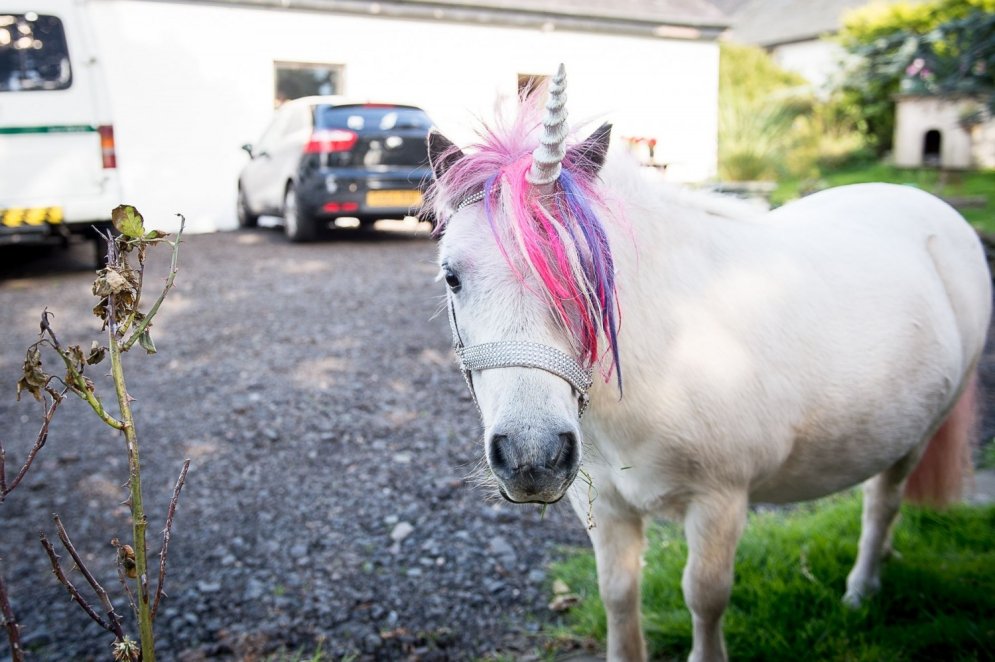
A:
305,129,358,154
97,125,117,169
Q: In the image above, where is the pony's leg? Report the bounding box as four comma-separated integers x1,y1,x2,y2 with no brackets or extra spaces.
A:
570,486,647,662
591,512,647,662
682,491,748,662
843,453,917,607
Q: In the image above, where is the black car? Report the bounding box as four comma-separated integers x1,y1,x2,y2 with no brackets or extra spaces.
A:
237,97,434,241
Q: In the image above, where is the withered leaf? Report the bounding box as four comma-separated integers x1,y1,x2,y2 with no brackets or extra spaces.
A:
92,268,133,298
86,341,107,366
92,299,109,326
67,344,85,369
17,345,49,401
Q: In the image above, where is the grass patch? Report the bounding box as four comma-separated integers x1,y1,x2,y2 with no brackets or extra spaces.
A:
550,492,995,661
773,163,995,233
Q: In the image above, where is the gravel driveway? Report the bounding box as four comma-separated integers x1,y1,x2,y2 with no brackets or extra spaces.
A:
0,223,588,661
2,222,994,662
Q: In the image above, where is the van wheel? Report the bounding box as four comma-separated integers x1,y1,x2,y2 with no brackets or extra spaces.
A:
237,187,259,228
283,184,316,243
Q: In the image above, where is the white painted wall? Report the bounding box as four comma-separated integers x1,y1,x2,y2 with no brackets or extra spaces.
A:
770,38,847,94
971,115,995,170
894,97,977,169
83,0,720,233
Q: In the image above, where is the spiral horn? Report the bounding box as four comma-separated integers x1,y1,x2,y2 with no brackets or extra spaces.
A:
527,63,568,188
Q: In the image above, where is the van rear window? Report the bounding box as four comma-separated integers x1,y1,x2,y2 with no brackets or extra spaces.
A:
0,13,72,92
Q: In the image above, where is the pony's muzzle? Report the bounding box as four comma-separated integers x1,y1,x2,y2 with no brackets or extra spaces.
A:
487,430,580,504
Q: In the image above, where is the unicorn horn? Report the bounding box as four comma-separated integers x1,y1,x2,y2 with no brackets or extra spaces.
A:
527,63,568,188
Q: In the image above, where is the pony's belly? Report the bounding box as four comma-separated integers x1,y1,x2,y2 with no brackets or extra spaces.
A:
747,430,923,504
749,467,882,504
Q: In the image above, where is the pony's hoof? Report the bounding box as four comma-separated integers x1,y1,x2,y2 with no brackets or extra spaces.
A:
842,590,865,609
842,579,879,609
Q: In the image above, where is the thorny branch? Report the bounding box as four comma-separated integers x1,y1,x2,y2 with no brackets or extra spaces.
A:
4,206,188,662
122,214,184,352
1,389,67,500
52,515,126,641
152,459,190,619
39,534,114,633
0,564,23,662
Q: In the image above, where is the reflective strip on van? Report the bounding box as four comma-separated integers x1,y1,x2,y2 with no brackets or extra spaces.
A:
1,208,64,227
0,125,97,135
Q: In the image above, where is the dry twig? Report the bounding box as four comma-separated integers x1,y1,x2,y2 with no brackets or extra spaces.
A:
1,390,67,500
40,534,113,633
0,565,23,662
52,515,126,640
152,459,190,619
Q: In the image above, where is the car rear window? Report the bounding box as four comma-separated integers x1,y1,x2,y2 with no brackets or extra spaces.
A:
315,106,432,132
0,13,72,92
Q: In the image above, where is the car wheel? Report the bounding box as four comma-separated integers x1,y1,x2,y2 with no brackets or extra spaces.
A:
237,186,259,228
283,184,316,242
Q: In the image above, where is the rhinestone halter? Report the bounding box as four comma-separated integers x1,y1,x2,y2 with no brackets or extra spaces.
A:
447,296,593,418
455,188,486,212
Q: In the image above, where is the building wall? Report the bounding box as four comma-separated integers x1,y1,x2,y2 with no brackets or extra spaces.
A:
770,38,846,93
86,0,720,232
972,117,995,170
894,97,977,169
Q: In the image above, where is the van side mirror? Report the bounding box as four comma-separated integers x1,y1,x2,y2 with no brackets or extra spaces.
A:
241,143,254,157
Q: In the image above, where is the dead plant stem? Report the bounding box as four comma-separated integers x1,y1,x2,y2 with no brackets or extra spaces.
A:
108,332,155,661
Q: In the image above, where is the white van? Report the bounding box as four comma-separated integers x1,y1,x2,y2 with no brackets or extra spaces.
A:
0,1,121,258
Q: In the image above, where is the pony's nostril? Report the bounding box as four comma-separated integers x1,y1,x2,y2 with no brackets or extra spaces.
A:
549,432,578,469
488,434,512,475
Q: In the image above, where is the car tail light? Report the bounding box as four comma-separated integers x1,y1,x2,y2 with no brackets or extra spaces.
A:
322,201,360,213
98,125,117,169
305,129,358,153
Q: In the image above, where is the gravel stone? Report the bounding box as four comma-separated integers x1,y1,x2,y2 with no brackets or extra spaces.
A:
0,231,588,661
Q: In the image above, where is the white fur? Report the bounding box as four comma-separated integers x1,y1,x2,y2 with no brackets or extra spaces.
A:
437,155,991,661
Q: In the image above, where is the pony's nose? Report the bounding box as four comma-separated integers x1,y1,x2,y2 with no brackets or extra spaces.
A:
488,431,580,503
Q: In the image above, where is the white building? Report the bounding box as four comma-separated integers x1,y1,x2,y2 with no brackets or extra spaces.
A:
74,0,728,232
725,0,903,93
894,95,995,169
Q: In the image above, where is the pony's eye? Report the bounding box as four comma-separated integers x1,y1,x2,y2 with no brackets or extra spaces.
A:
444,267,462,293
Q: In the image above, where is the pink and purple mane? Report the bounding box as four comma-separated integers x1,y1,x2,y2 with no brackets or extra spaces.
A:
426,92,623,390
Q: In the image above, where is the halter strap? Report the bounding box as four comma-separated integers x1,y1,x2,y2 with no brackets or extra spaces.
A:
447,294,592,417
455,188,486,212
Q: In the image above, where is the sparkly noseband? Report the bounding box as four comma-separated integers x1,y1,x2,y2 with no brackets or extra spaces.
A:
455,188,486,212
447,295,593,418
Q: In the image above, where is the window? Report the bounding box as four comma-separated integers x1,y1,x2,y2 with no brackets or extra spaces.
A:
0,13,72,92
274,61,343,106
314,106,431,132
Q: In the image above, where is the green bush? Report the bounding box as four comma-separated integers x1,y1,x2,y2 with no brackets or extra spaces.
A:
718,44,869,181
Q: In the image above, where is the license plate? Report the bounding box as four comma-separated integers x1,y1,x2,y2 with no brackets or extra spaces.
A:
365,190,422,209
1,207,63,227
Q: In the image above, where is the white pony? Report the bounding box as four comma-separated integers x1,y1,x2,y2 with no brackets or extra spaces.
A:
425,66,991,661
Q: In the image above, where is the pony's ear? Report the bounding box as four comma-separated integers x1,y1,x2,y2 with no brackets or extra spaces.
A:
427,130,465,180
568,122,612,179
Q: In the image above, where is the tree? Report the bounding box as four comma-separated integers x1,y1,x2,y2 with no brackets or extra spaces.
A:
837,0,995,154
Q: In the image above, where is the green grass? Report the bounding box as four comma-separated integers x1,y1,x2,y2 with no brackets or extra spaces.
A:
549,493,995,661
772,163,995,233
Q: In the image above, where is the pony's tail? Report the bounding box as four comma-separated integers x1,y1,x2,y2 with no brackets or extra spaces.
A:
904,371,979,507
